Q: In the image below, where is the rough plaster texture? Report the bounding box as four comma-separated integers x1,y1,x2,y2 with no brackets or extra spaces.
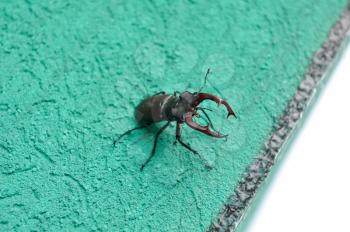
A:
0,0,347,231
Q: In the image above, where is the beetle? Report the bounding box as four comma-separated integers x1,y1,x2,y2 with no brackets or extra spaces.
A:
114,69,236,170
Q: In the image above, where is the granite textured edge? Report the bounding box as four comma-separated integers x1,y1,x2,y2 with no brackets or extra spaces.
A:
208,3,350,232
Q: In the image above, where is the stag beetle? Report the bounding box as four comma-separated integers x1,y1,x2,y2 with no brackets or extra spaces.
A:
114,69,236,170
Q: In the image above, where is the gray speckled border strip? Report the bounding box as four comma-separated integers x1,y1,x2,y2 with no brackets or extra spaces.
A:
209,3,350,232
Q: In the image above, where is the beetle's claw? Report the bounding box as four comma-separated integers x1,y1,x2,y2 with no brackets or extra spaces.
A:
185,92,236,138
193,93,236,119
185,93,236,137
227,111,236,118
185,112,226,138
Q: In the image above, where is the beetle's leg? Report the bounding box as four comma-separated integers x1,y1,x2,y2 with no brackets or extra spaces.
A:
196,106,213,112
113,125,149,146
196,107,217,132
140,121,170,171
175,122,213,169
174,122,198,154
173,91,181,96
193,93,236,118
154,91,166,95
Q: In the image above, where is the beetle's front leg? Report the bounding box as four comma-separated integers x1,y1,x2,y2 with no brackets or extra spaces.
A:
173,91,181,96
173,122,213,169
174,122,198,154
154,91,166,95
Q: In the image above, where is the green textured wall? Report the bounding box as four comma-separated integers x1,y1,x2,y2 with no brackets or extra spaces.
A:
0,0,347,231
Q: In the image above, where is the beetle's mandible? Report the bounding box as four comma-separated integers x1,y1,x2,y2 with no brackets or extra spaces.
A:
114,69,236,170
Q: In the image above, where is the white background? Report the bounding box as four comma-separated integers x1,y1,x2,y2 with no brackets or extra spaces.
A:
246,43,350,232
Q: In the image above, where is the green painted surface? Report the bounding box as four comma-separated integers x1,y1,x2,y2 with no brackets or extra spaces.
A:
0,1,346,231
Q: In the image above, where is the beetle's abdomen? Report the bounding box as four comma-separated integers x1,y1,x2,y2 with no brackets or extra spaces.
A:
134,94,176,125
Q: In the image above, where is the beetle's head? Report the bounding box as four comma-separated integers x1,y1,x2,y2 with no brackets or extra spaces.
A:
178,91,196,107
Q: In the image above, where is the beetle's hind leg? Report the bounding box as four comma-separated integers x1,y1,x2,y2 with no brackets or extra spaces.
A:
140,121,171,171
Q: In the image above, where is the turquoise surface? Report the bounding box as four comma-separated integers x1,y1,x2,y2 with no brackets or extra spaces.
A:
0,1,347,231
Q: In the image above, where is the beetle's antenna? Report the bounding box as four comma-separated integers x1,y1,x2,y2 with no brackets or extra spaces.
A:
198,68,210,92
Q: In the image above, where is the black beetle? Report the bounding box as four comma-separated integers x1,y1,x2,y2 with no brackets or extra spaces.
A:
114,69,236,170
